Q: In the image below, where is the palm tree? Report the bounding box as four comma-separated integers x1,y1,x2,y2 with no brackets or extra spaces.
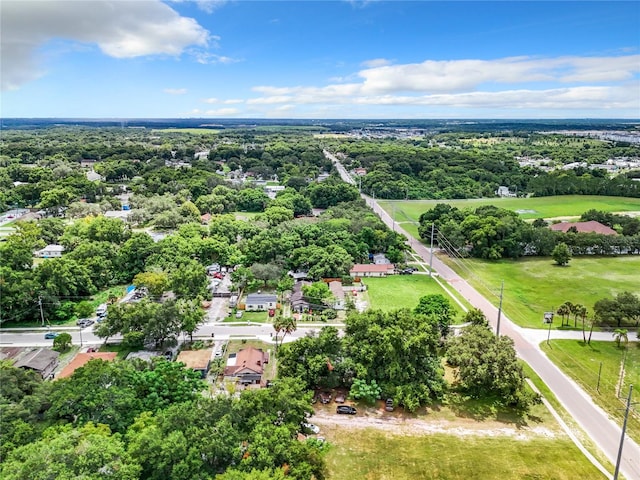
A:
273,314,297,352
612,328,629,348
572,303,587,332
556,303,572,327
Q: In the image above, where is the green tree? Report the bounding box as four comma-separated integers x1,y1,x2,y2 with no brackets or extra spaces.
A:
133,271,169,297
463,308,488,326
551,242,571,266
273,315,297,352
344,309,445,411
53,332,72,352
414,294,455,337
446,325,539,409
349,378,381,404
612,328,628,348
0,423,141,480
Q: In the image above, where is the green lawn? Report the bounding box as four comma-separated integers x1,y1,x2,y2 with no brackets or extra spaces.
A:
322,427,606,480
380,195,640,223
438,255,640,328
541,340,640,445
363,275,468,318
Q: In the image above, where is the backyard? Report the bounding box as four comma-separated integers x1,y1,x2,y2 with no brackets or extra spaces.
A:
540,339,640,445
438,255,640,329
362,274,469,318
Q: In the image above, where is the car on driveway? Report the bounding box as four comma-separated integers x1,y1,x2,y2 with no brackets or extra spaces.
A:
44,332,60,339
319,391,332,404
336,405,357,415
301,423,320,434
334,392,346,403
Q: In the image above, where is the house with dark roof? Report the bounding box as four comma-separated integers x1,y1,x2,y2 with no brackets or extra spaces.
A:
349,263,395,278
14,348,59,379
549,220,617,236
176,349,212,378
329,281,345,310
223,347,269,386
290,281,311,313
246,294,277,311
58,352,117,379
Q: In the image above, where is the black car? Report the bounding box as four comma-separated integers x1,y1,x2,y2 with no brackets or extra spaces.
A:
336,405,357,415
385,398,395,412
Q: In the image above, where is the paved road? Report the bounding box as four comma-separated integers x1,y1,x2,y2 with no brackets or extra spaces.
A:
0,323,326,349
326,151,640,480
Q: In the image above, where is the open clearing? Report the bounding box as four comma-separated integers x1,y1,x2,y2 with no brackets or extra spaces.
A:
310,393,608,479
541,339,640,445
362,275,468,317
438,255,640,329
318,419,604,479
379,195,640,225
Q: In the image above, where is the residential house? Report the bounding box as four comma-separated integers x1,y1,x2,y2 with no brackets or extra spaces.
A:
223,347,269,386
317,173,331,182
34,244,65,258
549,221,617,236
245,294,277,311
349,264,395,278
290,281,311,313
288,270,309,282
353,168,367,176
372,253,391,265
176,349,212,378
328,281,345,310
495,186,516,197
58,352,117,379
201,213,212,224
14,349,59,379
86,170,103,182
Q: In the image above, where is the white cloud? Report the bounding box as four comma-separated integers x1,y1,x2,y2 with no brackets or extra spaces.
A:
171,0,228,14
361,58,392,68
164,88,188,95
1,0,210,90
204,98,244,104
203,98,219,104
192,52,241,64
244,55,640,115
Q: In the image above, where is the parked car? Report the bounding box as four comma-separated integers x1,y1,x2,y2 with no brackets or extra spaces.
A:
385,398,395,412
44,331,60,339
213,272,223,279
77,318,94,328
301,423,320,434
319,391,332,404
336,405,357,415
334,392,346,403
235,310,243,319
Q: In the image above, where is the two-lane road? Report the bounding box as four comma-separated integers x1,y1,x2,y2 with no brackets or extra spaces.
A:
326,150,639,479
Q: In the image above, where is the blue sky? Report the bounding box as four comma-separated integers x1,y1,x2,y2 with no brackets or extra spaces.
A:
1,1,639,118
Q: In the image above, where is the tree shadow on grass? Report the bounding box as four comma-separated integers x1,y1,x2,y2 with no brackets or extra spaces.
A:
446,393,539,429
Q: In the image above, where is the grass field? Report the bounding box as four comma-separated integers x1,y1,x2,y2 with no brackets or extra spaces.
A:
362,275,468,318
540,340,640,445
438,255,640,329
322,427,606,479
379,195,640,224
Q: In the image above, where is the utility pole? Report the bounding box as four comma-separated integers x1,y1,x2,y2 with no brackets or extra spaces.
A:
496,281,504,337
429,223,435,276
614,385,636,480
38,296,46,326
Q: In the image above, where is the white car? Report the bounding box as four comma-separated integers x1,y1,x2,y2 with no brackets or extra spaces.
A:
302,423,320,434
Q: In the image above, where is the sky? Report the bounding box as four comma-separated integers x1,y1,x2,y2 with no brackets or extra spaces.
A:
1,0,639,119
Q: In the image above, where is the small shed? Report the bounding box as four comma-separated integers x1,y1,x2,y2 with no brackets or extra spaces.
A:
14,349,59,379
246,294,277,311
176,349,212,378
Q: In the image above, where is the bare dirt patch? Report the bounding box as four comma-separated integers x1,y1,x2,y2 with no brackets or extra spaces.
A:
311,407,558,440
